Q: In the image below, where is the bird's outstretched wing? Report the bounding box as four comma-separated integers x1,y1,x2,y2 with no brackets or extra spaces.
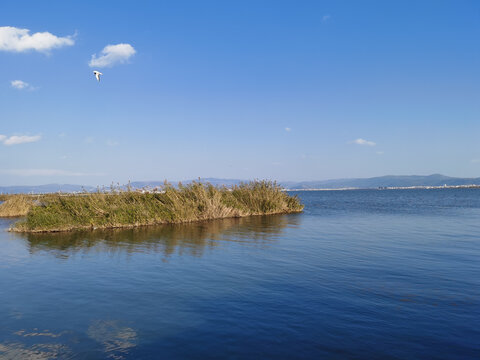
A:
93,71,102,82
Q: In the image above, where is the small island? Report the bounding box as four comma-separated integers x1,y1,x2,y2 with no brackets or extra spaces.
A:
0,180,303,233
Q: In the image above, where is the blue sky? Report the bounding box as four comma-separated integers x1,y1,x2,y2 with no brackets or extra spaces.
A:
1,0,479,186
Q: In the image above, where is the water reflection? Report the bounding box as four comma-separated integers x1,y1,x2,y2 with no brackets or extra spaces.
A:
21,214,301,259
87,320,137,359
0,342,70,360
1,321,137,360
0,328,71,360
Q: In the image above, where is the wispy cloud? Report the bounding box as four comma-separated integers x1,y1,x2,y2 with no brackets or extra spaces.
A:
0,169,105,177
0,26,74,53
376,151,384,155
85,136,94,143
89,43,136,68
471,159,480,163
10,80,35,90
351,138,376,146
106,139,119,146
0,134,41,146
322,15,331,23
285,127,291,132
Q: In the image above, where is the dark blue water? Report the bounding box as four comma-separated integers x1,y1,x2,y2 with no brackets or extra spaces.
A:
1,189,479,359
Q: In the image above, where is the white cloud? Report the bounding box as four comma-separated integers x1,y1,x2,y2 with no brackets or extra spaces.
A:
106,139,119,146
0,134,41,146
471,159,480,163
10,80,35,90
0,26,74,53
0,169,104,176
89,43,136,68
322,15,331,23
85,136,94,143
376,151,384,155
351,138,376,146
285,127,291,132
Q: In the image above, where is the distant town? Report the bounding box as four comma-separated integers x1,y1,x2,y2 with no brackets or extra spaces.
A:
288,184,480,191
3,174,480,194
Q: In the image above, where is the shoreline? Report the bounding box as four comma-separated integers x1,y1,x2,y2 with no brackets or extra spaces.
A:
288,185,480,191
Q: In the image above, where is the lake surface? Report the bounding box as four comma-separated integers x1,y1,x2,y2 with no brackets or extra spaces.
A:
1,189,479,359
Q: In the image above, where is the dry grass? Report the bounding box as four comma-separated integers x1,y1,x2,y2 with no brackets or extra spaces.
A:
10,180,303,233
0,195,39,217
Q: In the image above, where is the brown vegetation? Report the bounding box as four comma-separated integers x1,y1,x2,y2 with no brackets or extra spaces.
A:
8,181,303,233
0,195,38,217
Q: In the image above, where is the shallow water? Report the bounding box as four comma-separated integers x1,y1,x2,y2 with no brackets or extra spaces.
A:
0,189,479,359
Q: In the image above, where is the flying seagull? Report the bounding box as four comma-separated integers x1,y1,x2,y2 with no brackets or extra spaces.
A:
93,70,103,82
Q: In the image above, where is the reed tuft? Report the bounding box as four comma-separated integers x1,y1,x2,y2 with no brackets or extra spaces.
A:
9,180,303,232
0,194,39,217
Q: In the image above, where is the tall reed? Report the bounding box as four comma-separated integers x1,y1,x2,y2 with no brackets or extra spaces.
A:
11,181,303,232
0,195,38,217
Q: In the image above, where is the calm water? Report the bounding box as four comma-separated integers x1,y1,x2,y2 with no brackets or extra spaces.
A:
1,189,479,359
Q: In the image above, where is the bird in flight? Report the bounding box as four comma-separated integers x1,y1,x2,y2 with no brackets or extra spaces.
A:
93,70,103,82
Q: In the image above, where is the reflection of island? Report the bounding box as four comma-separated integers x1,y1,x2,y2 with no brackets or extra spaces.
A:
22,214,301,258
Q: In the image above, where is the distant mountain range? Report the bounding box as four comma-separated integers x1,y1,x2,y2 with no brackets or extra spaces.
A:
128,178,245,189
281,174,480,189
2,174,480,194
0,184,96,194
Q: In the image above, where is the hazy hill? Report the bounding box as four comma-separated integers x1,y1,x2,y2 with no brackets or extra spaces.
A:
2,174,480,194
134,175,480,190
0,184,95,194
129,178,245,189
285,174,480,189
